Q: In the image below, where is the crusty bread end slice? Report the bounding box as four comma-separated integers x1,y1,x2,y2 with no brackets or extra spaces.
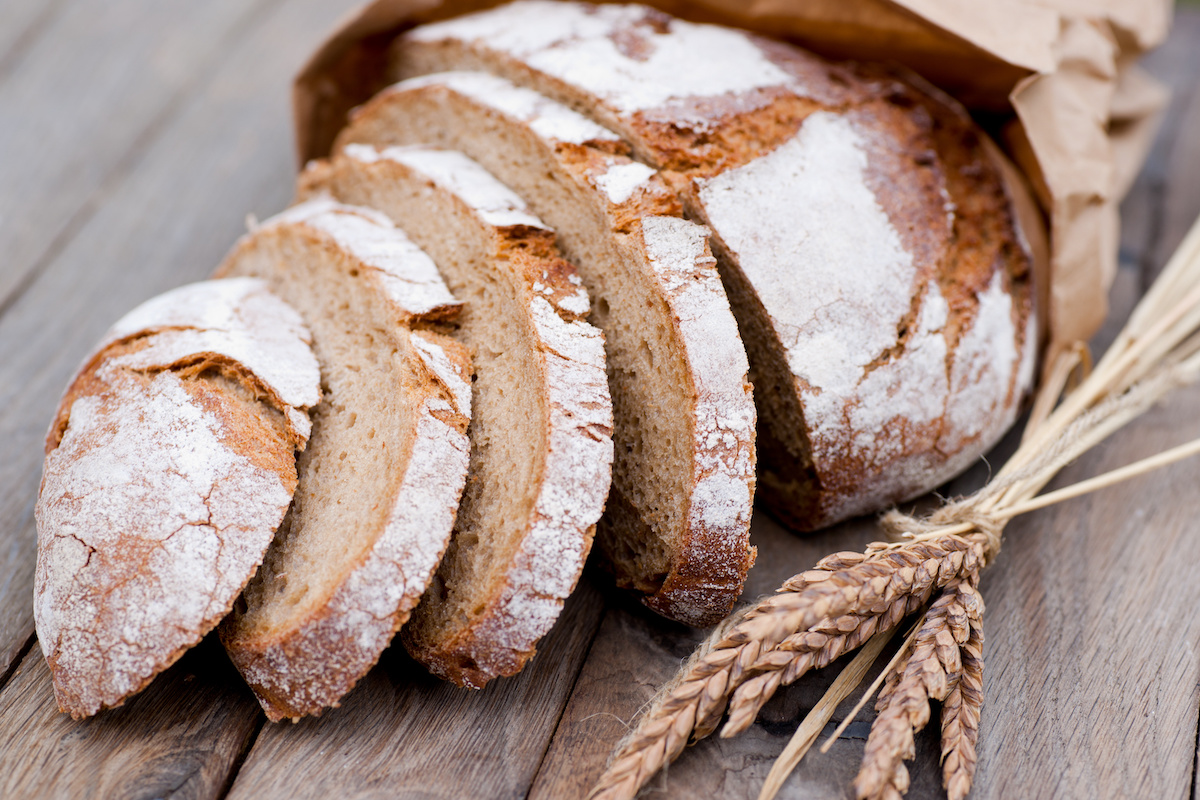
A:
35,278,320,718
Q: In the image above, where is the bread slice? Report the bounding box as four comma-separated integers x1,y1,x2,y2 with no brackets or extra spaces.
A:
35,278,321,718
215,198,473,720
392,0,1038,531
334,70,756,626
298,145,613,687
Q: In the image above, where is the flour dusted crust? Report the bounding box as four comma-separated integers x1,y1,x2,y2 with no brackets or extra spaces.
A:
216,198,472,720
335,71,754,625
393,1,1037,530
34,278,321,718
299,145,613,686
636,216,755,621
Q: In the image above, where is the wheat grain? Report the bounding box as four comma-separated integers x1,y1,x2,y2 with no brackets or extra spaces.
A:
941,601,984,800
720,538,983,738
588,537,985,799
854,582,977,800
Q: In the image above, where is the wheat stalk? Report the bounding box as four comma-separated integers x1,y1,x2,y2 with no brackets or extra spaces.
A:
756,628,903,800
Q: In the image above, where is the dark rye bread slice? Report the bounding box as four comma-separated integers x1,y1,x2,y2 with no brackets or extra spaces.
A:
35,278,321,718
298,145,613,687
334,70,756,626
215,198,473,720
391,0,1038,531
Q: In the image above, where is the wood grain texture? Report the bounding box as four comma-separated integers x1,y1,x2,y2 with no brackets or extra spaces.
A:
971,392,1200,799
0,0,65,83
226,582,607,800
0,635,262,800
0,0,278,314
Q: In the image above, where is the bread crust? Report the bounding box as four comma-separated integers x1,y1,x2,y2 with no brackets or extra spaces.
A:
334,72,755,626
34,278,320,718
216,199,473,719
392,1,1037,531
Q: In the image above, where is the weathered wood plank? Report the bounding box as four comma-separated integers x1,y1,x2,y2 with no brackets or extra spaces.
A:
226,582,607,800
0,635,263,800
0,0,361,677
0,0,273,314
970,391,1200,799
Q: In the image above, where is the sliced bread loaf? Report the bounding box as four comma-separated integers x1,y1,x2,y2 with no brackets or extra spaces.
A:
392,0,1038,531
333,70,755,625
35,278,321,718
215,197,473,720
298,145,613,687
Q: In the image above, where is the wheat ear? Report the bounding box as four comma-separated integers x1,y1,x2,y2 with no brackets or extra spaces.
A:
854,581,983,800
940,606,985,800
719,535,985,738
722,589,927,737
587,537,985,800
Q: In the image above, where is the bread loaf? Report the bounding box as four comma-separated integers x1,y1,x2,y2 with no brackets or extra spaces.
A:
334,70,756,626
34,278,321,718
215,197,473,720
392,0,1037,531
298,146,614,688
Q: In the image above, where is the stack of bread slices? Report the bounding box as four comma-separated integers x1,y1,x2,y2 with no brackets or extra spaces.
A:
34,0,1036,722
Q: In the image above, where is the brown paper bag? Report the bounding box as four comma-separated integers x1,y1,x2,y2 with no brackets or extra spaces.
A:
292,0,1171,362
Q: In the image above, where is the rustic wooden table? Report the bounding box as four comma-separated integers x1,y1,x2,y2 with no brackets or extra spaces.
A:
2,2,1199,798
